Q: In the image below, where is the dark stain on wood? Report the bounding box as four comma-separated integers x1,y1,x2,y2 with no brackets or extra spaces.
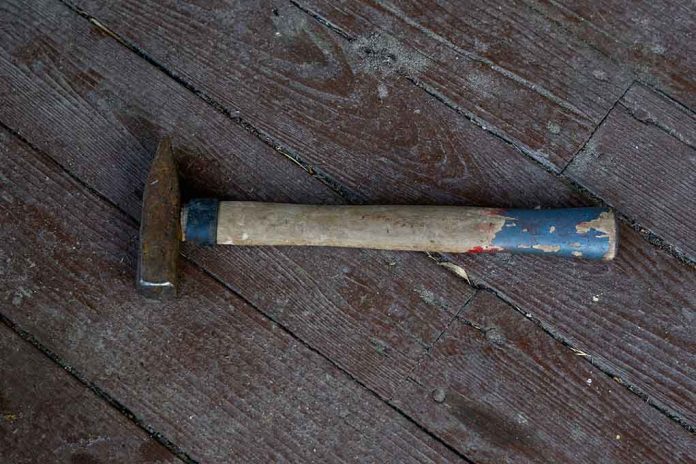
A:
394,292,694,462
447,393,539,454
71,454,101,464
140,440,177,463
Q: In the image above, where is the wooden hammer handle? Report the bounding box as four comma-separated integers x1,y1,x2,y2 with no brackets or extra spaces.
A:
182,200,617,260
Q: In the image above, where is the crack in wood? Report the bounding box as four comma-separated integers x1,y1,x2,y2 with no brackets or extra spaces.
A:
429,252,695,433
372,0,592,120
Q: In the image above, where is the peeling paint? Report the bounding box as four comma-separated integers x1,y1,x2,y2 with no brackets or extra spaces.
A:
462,209,514,253
576,211,614,238
484,209,516,221
532,244,561,253
214,205,616,261
575,211,617,260
490,207,616,260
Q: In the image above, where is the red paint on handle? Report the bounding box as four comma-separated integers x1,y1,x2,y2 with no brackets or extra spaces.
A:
468,245,503,254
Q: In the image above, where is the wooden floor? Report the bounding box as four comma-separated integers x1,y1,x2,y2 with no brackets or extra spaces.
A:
1,0,694,462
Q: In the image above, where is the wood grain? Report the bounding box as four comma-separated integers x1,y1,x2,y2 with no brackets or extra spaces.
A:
448,224,696,426
1,2,337,209
0,0,476,399
62,0,594,209
566,83,696,260
394,292,695,463
0,324,181,464
297,0,696,160
66,0,622,172
524,0,696,109
293,0,635,169
0,127,461,463
59,0,691,251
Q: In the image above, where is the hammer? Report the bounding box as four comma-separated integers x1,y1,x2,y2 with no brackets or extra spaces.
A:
137,139,618,299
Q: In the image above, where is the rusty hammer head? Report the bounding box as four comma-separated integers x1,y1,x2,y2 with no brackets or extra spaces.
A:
136,138,181,299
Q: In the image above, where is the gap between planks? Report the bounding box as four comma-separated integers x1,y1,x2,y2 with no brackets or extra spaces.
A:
426,253,695,433
398,289,480,390
0,312,198,464
616,94,696,151
291,0,695,268
523,0,696,116
558,81,696,267
0,121,473,464
298,1,696,268
51,0,695,433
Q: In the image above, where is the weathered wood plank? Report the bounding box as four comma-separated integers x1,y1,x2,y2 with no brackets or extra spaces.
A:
69,0,632,170
62,0,696,259
0,128,462,463
447,224,696,426
394,292,695,463
524,0,696,109
58,0,593,208
1,3,336,209
621,85,696,149
0,0,476,399
294,0,635,169
0,323,181,464
298,0,696,159
566,83,696,260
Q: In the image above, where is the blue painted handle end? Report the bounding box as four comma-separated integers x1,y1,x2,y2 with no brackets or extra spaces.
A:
490,207,618,260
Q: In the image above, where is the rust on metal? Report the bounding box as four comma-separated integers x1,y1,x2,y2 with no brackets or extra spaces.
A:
136,138,181,299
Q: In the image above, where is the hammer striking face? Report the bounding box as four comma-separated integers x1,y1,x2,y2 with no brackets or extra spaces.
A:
137,138,181,299
137,139,618,300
